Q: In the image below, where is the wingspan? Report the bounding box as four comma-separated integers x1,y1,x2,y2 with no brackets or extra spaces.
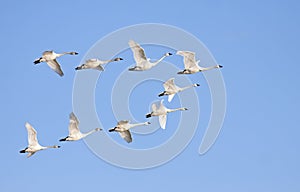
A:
68,112,80,136
117,120,129,125
158,114,167,129
177,51,197,69
119,130,132,143
46,59,64,76
163,78,176,91
128,40,147,65
168,94,175,102
25,122,39,147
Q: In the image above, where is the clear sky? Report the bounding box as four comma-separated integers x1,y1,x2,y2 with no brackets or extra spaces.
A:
1,0,300,191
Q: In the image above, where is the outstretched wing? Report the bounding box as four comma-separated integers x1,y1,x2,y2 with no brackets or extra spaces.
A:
168,94,175,102
46,59,64,76
68,112,80,136
119,130,132,143
27,152,36,158
128,40,147,65
163,78,177,91
117,120,129,125
158,115,167,129
151,103,158,112
176,51,197,69
25,122,39,147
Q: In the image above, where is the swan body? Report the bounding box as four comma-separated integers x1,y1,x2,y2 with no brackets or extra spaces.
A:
146,100,188,129
59,112,102,142
34,50,78,76
109,120,150,143
19,122,60,158
158,78,200,102
176,51,222,74
128,40,172,71
75,57,123,71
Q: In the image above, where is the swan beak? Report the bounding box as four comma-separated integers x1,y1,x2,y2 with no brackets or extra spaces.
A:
219,65,223,68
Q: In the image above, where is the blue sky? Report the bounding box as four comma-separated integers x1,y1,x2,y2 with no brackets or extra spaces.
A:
1,0,300,191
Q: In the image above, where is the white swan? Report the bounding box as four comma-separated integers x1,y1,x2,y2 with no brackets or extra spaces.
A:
34,50,78,76
59,112,102,142
176,51,223,74
19,122,60,158
158,78,200,102
128,40,172,71
146,100,188,129
75,57,123,71
109,120,150,143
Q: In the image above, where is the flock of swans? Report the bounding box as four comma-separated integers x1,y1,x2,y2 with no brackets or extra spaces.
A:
20,40,223,157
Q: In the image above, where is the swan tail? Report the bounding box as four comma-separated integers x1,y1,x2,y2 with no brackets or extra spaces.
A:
158,92,165,97
146,113,152,118
109,128,116,132
75,65,83,70
59,137,67,142
19,149,26,153
34,58,42,64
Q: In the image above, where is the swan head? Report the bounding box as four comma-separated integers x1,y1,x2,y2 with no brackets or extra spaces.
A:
145,122,151,125
95,128,102,131
70,52,79,55
194,83,200,87
217,64,223,68
165,52,173,56
114,57,123,61
182,108,188,111
53,145,61,148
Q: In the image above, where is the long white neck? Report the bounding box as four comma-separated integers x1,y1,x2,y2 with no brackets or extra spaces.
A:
167,107,187,113
44,145,59,149
179,84,197,92
82,129,98,138
129,122,149,129
199,65,219,71
56,52,76,58
150,54,168,67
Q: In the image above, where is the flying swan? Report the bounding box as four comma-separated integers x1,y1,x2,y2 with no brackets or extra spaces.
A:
146,100,188,129
75,57,123,71
109,120,150,143
59,112,102,142
158,77,200,102
34,50,78,76
20,122,60,158
176,51,222,74
128,40,172,71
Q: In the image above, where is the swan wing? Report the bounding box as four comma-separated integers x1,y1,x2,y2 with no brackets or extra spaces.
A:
46,59,64,76
168,94,175,102
151,103,158,112
69,112,80,136
129,40,147,65
25,122,39,147
119,130,132,143
117,120,129,125
158,114,167,129
94,65,104,71
176,51,197,69
163,78,177,91
27,152,36,158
